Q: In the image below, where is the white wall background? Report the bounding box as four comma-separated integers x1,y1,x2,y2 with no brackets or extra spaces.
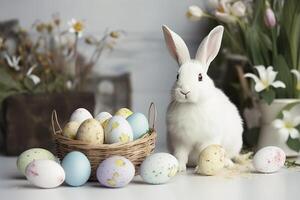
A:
0,0,208,151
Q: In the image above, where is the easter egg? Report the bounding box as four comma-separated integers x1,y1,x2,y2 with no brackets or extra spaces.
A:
70,108,93,124
115,108,133,118
253,146,286,173
95,112,112,127
104,116,133,144
127,113,149,139
63,121,80,139
25,159,65,188
17,148,56,176
96,156,135,188
195,145,226,176
76,118,104,144
140,153,178,184
61,151,91,186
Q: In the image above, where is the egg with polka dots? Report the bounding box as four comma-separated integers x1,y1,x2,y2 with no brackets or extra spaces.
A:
253,146,286,173
140,153,179,184
104,116,133,144
96,156,135,188
17,148,56,176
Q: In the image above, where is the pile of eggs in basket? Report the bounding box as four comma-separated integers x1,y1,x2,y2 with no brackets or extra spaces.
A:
64,107,150,144
16,107,180,188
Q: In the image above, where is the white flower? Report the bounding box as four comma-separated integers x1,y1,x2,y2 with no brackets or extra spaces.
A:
26,65,40,85
215,0,237,23
244,65,286,92
230,1,246,17
68,18,84,37
291,69,300,90
66,80,73,90
273,110,300,139
187,5,204,21
4,54,21,71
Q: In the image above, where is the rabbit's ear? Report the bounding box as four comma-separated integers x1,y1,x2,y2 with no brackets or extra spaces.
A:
195,26,224,71
162,25,190,65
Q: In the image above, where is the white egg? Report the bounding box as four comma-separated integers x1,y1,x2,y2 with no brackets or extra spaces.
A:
253,146,286,173
140,153,178,184
25,159,65,188
70,108,93,124
104,116,133,144
95,112,112,125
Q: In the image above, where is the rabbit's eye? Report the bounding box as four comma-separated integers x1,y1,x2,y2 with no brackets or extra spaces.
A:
198,73,203,81
176,74,179,80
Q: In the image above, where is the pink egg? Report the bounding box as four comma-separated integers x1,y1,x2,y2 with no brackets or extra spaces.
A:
96,156,135,188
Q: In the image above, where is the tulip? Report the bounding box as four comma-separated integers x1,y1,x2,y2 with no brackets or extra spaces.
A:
187,5,204,21
264,7,276,28
230,1,246,17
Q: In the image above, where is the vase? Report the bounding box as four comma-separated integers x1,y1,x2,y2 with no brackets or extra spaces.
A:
257,99,300,157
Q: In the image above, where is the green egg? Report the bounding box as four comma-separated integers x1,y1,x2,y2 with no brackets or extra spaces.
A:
17,148,56,176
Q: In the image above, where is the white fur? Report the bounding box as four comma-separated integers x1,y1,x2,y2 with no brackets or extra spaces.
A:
163,25,243,171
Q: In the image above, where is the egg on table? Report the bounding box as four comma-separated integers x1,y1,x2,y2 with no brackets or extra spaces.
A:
140,153,178,184
76,118,104,144
61,151,91,186
195,145,226,176
253,146,286,173
17,148,56,176
115,108,133,119
25,159,65,188
70,108,93,124
63,121,80,139
127,112,149,140
104,116,133,144
96,156,135,188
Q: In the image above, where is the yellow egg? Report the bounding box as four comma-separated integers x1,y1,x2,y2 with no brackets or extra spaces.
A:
195,145,225,176
63,121,80,139
76,119,104,144
115,108,133,118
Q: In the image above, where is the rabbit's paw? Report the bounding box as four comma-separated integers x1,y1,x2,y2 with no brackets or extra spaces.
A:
178,162,187,172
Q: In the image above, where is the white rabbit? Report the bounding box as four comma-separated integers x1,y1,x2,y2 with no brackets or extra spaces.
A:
162,25,243,172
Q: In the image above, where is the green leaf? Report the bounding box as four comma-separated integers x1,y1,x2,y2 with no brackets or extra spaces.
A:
260,89,275,104
286,136,300,152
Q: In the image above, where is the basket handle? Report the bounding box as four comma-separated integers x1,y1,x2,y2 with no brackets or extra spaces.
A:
148,102,157,130
51,110,62,135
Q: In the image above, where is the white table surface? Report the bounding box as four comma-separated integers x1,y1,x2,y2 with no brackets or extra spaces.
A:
1,155,300,200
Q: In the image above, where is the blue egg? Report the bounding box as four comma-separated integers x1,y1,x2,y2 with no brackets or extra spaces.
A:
127,113,149,140
61,151,91,186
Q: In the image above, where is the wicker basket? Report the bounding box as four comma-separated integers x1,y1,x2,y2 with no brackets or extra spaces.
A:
51,103,157,181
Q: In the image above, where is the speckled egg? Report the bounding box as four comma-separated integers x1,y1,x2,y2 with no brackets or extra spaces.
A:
61,151,91,186
76,118,104,144
195,145,226,176
96,156,135,188
140,153,178,184
104,116,133,144
63,121,80,139
17,148,56,176
95,112,112,127
115,108,133,118
253,146,286,173
70,108,93,124
127,113,149,140
25,159,65,188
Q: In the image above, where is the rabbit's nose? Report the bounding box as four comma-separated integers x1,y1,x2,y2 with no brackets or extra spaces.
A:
180,90,190,96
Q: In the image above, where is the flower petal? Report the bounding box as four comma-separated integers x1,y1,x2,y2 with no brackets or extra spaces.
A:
215,11,236,23
292,116,300,127
291,69,300,82
273,119,285,129
244,73,259,83
271,81,286,88
28,74,41,85
255,65,267,81
266,66,277,83
282,110,292,121
254,82,267,92
289,128,299,139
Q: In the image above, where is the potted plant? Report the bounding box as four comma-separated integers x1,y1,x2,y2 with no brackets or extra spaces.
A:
186,0,300,155
0,15,128,155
